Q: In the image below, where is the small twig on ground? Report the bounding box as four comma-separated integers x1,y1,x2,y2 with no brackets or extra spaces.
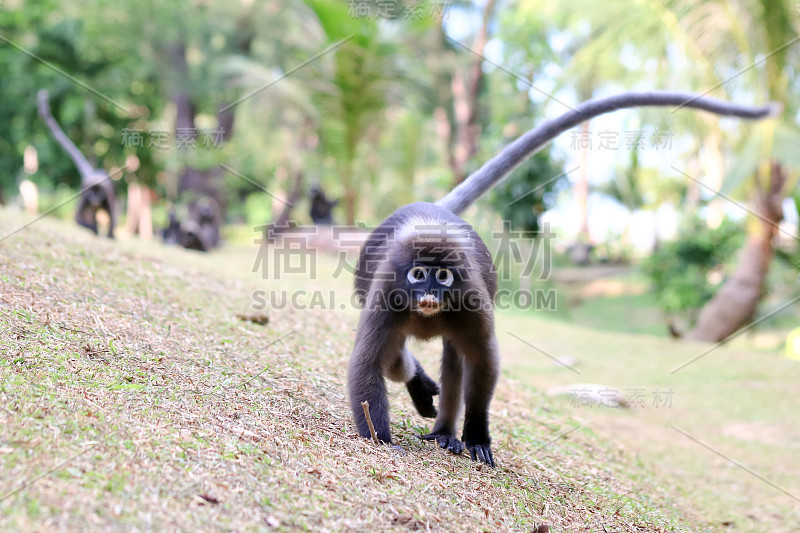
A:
360,401,379,444
58,323,90,335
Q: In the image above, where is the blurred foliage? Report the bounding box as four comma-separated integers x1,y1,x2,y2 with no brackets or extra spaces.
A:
598,141,686,212
489,151,564,233
0,0,796,277
641,218,744,323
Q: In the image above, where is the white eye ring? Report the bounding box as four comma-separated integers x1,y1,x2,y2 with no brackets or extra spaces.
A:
407,266,427,284
435,268,454,287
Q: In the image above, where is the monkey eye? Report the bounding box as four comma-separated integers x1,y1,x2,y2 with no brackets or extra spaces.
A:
407,266,427,283
435,268,454,287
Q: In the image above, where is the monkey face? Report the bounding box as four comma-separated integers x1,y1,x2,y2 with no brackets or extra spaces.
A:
404,264,457,317
198,204,215,223
85,185,107,207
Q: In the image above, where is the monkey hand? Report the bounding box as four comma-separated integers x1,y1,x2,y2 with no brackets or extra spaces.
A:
420,432,464,455
405,372,439,419
464,441,495,468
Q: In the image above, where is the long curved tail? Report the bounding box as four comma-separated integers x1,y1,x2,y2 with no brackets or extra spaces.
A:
37,89,97,181
436,91,780,215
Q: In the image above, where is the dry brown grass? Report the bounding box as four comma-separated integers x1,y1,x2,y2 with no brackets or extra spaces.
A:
0,208,701,532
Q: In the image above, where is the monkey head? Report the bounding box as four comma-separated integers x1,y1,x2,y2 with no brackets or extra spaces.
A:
84,184,108,207
197,203,216,223
382,221,478,317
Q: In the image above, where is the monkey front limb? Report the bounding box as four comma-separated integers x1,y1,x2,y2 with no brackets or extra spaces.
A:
347,313,404,444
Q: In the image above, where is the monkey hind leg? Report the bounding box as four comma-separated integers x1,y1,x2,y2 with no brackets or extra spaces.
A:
75,206,99,235
405,358,439,419
421,339,463,455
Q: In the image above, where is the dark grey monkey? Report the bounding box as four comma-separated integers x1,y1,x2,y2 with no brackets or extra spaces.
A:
347,91,777,467
74,173,116,238
181,198,221,252
162,209,184,245
351,202,498,465
37,90,117,238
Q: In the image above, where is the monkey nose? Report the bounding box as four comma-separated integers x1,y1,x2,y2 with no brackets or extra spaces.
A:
416,294,441,316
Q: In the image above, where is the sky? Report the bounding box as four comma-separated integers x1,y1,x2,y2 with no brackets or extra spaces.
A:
441,1,796,252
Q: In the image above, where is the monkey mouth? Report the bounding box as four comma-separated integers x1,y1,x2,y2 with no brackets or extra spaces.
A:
415,295,441,317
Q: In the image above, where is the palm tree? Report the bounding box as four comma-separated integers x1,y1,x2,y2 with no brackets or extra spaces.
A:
542,0,799,341
302,0,406,224
678,0,799,341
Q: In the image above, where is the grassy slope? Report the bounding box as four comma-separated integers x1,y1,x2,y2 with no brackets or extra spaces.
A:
498,311,800,531
0,207,769,532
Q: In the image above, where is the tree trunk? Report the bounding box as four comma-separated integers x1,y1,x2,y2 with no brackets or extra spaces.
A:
686,161,786,342
575,120,590,237
685,151,701,213
342,158,357,225
704,125,726,229
169,12,252,220
272,170,304,230
127,182,142,234
126,182,153,239
138,186,153,240
438,0,497,185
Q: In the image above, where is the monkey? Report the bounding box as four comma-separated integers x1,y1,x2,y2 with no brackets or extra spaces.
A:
309,184,338,225
180,198,221,252
351,202,499,465
37,89,117,238
74,172,116,237
162,209,184,245
347,91,778,467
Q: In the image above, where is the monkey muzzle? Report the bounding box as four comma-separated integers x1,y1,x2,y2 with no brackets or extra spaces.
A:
415,293,441,317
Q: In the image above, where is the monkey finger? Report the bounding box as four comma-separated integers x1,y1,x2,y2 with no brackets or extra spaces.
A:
447,439,464,455
476,447,486,464
421,433,464,455
468,445,495,468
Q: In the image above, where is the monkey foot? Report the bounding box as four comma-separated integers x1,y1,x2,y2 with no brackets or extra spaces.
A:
464,443,495,468
406,372,440,419
421,432,464,455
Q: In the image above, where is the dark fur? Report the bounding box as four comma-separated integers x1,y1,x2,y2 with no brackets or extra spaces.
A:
309,185,338,225
162,210,183,245
36,90,117,239
76,176,116,238
346,92,776,468
348,202,499,466
180,198,221,252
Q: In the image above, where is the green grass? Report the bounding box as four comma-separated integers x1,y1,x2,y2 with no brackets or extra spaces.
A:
498,311,800,531
568,290,665,336
1,207,797,531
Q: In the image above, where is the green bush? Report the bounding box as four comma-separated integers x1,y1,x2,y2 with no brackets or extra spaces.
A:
641,218,744,324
